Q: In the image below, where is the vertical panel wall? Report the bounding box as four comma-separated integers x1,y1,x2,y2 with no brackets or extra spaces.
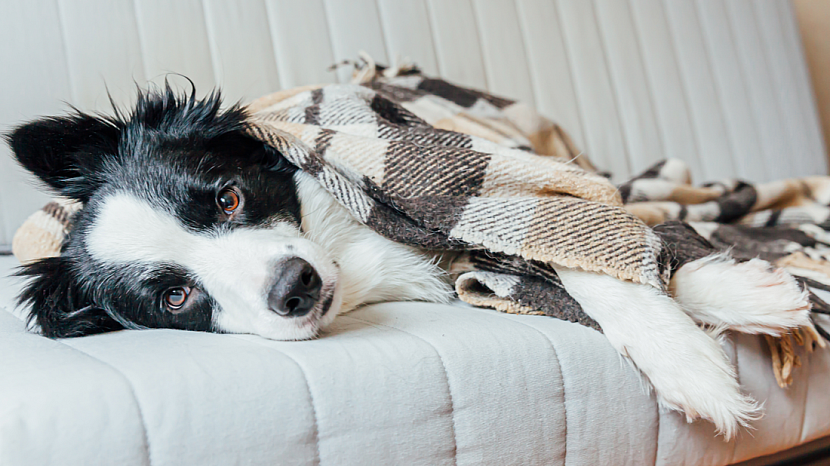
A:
0,0,824,245
0,0,72,243
202,0,281,101
556,0,631,179
629,0,705,181
426,0,488,91
515,0,586,150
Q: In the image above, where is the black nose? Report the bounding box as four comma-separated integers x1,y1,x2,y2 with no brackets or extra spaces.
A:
268,257,322,317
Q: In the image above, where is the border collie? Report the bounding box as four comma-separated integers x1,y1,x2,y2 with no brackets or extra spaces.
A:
7,86,812,439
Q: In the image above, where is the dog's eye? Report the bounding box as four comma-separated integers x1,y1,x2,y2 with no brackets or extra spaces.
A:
217,188,240,215
163,287,190,311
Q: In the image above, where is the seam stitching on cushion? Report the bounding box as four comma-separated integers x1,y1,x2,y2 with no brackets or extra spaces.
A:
654,374,660,466
228,335,322,466
53,340,153,466
798,332,809,443
485,312,571,466
799,367,809,444
729,334,740,463
347,315,459,465
794,288,828,444
654,400,660,466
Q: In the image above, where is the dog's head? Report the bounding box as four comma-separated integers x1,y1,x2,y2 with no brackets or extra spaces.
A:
7,85,342,340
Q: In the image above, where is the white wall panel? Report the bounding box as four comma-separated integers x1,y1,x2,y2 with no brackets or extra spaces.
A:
556,0,631,179
0,0,71,243
470,0,535,105
725,0,796,179
664,0,738,180
629,0,704,181
426,0,488,91
202,0,281,102
375,0,440,76
594,0,665,175
515,0,585,150
133,0,216,94
0,0,825,245
323,0,389,84
754,0,816,180
264,0,337,89
56,0,146,112
0,1,73,117
696,0,767,182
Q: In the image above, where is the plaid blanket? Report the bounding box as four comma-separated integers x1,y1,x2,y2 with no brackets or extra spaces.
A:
242,78,670,332
13,63,829,386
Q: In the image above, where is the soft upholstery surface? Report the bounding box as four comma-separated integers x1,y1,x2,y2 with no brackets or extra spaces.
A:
1,254,828,466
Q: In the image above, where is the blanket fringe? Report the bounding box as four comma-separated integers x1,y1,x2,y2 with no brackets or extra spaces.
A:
766,324,826,388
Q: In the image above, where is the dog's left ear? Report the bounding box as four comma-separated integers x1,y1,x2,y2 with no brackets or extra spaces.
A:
6,113,120,202
16,257,124,338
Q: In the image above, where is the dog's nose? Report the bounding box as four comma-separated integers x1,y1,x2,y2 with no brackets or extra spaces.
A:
268,257,322,317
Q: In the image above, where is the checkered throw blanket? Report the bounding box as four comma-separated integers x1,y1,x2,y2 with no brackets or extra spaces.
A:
13,64,830,385
241,77,670,332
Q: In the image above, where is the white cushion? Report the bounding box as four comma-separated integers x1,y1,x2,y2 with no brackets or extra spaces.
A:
1,255,828,465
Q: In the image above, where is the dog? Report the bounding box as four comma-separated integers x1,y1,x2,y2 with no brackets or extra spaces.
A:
7,86,812,439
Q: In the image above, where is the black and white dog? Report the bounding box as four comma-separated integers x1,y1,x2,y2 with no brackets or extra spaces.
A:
7,86,812,438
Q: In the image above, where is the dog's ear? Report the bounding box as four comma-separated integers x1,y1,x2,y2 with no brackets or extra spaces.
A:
209,131,296,174
6,114,120,202
16,257,124,338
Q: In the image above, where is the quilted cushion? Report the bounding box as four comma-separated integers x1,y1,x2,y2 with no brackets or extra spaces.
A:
0,253,828,465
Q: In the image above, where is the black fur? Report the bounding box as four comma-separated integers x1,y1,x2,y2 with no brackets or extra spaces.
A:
9,83,301,338
6,113,120,202
15,257,123,337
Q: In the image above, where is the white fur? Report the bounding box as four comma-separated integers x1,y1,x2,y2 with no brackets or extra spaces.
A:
294,172,454,329
86,191,338,340
554,266,760,440
670,253,811,336
86,171,451,340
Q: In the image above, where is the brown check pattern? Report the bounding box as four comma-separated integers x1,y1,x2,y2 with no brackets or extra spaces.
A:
242,73,675,331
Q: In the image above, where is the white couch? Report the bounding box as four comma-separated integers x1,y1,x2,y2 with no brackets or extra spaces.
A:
1,1,828,464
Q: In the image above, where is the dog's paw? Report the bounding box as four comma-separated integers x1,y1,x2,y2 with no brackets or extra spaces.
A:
606,304,761,440
671,253,811,336
555,266,761,440
639,331,762,441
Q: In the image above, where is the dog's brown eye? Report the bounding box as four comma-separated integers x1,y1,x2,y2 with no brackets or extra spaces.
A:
163,287,190,311
217,188,240,214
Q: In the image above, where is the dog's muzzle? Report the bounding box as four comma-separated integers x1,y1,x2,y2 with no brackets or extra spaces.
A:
268,257,322,317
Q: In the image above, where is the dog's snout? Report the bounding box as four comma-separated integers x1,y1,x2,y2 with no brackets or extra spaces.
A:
268,257,322,317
